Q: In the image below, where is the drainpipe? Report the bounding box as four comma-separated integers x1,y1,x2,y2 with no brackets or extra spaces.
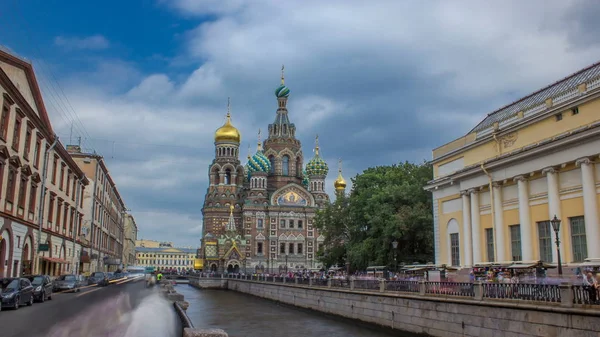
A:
34,136,59,275
480,164,497,263
71,177,84,274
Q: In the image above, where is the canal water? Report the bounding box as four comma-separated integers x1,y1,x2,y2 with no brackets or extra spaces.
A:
177,285,419,337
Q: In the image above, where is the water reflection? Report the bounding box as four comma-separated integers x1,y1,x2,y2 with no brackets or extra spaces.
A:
178,285,417,337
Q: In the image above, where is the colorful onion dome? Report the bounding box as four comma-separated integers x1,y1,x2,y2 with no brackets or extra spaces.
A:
306,136,328,176
244,154,251,181
275,84,290,98
215,112,241,143
246,145,271,175
302,170,310,187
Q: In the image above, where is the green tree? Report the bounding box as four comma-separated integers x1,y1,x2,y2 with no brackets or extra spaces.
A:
314,161,434,271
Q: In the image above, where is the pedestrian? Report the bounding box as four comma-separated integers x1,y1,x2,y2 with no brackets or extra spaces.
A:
157,271,163,283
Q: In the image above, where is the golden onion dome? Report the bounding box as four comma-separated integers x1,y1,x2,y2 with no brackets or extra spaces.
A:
334,172,347,190
215,112,241,143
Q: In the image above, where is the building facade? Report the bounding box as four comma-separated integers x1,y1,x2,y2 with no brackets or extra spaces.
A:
135,245,196,272
425,62,600,268
200,71,345,274
69,147,126,272
122,213,138,268
0,49,89,277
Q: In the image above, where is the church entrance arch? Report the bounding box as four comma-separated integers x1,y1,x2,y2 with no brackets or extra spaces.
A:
226,259,240,273
210,263,218,272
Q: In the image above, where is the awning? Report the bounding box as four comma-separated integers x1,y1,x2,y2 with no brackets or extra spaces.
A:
41,257,69,264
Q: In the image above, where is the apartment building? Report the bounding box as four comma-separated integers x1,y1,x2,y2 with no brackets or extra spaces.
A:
68,146,126,272
122,213,138,268
0,49,88,277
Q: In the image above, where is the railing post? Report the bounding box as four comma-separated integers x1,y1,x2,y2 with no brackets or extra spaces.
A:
272,276,276,283
283,276,286,284
473,281,483,301
560,282,574,308
327,278,332,288
418,280,426,296
350,279,355,290
379,279,385,293
309,278,313,286
221,274,224,279
295,277,299,285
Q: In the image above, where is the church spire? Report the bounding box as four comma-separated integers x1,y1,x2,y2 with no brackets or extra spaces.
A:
269,66,296,139
226,205,236,232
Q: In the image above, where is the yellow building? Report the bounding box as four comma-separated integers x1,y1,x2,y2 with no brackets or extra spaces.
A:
135,239,173,249
425,62,600,268
135,246,196,272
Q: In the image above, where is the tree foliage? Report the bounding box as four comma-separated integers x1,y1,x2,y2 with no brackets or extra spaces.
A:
314,161,434,271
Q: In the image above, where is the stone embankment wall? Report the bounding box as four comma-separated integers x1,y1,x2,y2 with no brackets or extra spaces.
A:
227,279,600,337
159,281,229,337
188,278,227,289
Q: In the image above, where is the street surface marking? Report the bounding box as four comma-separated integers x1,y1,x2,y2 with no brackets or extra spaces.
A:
75,287,101,297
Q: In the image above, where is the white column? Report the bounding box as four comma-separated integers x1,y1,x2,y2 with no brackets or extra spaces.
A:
542,167,561,263
514,175,533,261
576,158,600,258
469,189,481,264
492,183,505,262
461,191,473,267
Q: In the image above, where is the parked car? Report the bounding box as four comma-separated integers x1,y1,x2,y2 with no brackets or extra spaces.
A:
1,278,34,309
53,274,84,293
88,272,109,286
24,275,53,302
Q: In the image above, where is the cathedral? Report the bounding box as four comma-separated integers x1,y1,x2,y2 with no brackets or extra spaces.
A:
200,69,347,274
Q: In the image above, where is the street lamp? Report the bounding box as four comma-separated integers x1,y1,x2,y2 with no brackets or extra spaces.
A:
550,215,563,276
392,240,399,272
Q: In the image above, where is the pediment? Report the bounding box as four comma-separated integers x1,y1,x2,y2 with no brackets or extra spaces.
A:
224,245,243,260
9,155,21,167
317,235,325,242
256,233,266,240
271,183,315,207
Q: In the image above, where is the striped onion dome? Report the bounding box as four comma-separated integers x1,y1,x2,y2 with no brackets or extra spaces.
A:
275,84,290,98
247,147,271,175
306,154,328,177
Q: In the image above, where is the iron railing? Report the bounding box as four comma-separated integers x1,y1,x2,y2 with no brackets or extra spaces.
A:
386,280,420,293
482,283,561,303
426,282,474,297
572,285,599,305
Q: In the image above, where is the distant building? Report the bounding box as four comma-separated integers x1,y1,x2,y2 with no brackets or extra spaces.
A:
135,245,195,272
122,213,137,268
0,48,89,277
425,61,600,268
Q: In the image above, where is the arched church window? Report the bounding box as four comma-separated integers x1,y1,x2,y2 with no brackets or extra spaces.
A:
282,156,289,176
269,156,275,174
225,168,232,185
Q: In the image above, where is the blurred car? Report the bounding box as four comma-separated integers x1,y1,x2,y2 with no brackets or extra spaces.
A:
25,274,53,302
88,272,109,286
53,274,84,293
1,278,34,309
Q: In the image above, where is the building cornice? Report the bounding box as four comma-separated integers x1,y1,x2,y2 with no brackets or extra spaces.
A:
425,121,600,191
431,87,600,165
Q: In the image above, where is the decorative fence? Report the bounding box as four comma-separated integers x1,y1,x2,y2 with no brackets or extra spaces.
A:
215,274,599,307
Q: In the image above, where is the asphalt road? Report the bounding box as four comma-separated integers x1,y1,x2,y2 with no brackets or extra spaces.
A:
0,276,150,337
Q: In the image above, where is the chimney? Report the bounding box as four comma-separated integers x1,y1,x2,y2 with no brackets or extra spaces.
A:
66,145,81,154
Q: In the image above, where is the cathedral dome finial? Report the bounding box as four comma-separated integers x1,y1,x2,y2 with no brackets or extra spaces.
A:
306,134,329,176
275,65,290,98
215,97,241,143
334,159,347,191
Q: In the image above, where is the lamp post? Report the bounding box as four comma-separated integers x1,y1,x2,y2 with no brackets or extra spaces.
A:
392,240,399,272
285,254,288,273
550,215,563,276
345,261,350,279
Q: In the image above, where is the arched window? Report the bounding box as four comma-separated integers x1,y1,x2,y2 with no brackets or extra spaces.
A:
225,168,232,185
282,155,289,176
269,156,275,174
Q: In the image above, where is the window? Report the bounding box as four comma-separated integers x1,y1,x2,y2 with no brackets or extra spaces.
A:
48,196,55,225
269,156,275,174
59,165,65,190
6,168,16,203
288,243,294,254
257,219,263,229
450,233,460,266
279,242,285,254
297,243,303,254
12,116,21,150
55,201,62,230
51,157,57,184
509,225,522,261
63,206,68,230
282,156,289,176
485,228,494,262
257,242,263,254
224,168,231,185
289,220,294,228
298,220,303,228
24,126,32,159
18,177,27,209
570,216,588,262
33,139,41,168
572,107,579,115
555,113,563,121
66,173,71,196
537,221,552,262
280,219,285,228
0,103,9,140
71,179,76,201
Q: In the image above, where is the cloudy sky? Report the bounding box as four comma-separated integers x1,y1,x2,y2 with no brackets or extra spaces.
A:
1,0,599,247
